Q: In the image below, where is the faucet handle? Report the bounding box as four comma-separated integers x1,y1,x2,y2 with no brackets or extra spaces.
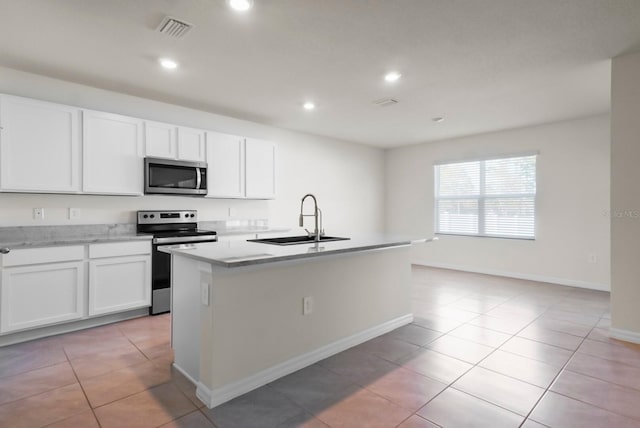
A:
304,228,313,237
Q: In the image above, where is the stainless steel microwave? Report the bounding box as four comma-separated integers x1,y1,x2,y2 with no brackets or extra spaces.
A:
144,158,207,196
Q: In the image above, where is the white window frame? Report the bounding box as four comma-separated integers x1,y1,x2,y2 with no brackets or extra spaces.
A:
434,153,537,240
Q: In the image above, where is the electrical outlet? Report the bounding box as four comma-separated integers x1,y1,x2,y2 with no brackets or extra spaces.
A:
33,208,45,220
588,253,597,264
69,208,81,220
302,296,313,315
228,207,234,217
201,282,210,306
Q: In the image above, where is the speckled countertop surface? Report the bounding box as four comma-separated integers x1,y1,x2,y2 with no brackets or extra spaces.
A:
159,234,427,268
199,220,289,237
0,224,151,249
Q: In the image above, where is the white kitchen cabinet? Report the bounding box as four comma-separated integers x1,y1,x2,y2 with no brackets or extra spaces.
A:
83,110,143,195
0,246,85,334
145,122,206,162
145,121,177,159
88,241,151,316
206,131,245,198
245,138,276,199
0,94,81,193
177,126,207,161
206,134,276,199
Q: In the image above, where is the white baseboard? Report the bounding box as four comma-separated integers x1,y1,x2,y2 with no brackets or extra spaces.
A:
195,313,413,409
0,308,149,346
172,362,199,385
609,327,640,344
413,261,610,292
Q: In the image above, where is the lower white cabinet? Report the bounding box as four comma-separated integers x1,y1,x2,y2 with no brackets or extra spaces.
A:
89,256,150,316
0,241,151,335
88,241,151,317
0,261,84,333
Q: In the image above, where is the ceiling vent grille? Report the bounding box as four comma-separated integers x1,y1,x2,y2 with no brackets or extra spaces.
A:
373,98,399,107
156,16,194,38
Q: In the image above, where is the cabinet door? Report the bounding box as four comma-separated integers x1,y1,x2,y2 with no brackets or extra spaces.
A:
145,121,176,159
206,131,245,198
177,126,206,161
0,95,81,193
83,110,143,195
245,138,276,199
0,262,84,333
89,256,150,316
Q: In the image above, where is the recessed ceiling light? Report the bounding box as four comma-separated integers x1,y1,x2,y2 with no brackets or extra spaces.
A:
303,102,316,111
159,58,178,70
384,71,402,82
228,0,253,12
432,117,445,123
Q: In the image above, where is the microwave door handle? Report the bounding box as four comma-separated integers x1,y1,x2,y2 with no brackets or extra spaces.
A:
196,167,202,189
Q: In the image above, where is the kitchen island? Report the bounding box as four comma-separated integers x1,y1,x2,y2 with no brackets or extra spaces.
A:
161,235,421,408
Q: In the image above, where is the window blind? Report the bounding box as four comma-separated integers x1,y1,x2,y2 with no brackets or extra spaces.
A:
434,154,536,239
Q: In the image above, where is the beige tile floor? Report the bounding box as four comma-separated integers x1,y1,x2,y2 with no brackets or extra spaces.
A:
1,266,640,427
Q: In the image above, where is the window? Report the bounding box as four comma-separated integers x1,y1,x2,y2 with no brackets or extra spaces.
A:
434,154,537,239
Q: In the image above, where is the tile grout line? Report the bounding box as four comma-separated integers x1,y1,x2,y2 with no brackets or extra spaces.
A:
403,283,603,427
59,346,104,428
516,316,606,427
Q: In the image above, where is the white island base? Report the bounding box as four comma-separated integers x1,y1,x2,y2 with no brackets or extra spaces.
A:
170,244,413,409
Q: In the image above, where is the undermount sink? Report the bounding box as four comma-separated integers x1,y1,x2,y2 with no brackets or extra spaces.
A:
247,235,350,246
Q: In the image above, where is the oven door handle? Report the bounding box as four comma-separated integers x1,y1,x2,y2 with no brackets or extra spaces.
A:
196,167,202,190
153,235,217,245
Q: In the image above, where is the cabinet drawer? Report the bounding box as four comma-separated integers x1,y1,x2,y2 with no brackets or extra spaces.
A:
89,241,151,259
2,246,84,267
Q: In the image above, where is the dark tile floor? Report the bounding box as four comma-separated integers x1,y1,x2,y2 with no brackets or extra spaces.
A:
1,266,639,427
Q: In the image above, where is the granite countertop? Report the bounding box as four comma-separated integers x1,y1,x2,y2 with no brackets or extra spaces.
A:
159,234,429,268
198,220,289,237
0,224,151,249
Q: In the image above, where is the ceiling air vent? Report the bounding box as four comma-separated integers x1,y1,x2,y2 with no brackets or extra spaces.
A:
373,98,399,107
156,16,194,39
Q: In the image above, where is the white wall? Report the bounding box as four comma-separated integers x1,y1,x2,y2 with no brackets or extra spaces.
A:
0,67,385,235
385,115,611,290
610,50,640,340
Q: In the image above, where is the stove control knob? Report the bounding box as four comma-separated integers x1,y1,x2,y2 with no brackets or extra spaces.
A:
150,214,155,219
190,214,195,218
185,213,189,217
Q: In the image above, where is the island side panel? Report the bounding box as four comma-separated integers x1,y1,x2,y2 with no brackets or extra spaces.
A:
200,245,411,403
171,255,204,383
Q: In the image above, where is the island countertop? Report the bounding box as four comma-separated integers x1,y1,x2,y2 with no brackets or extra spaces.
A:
159,234,428,268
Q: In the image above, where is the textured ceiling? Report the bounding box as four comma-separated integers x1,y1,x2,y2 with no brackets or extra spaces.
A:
1,0,639,147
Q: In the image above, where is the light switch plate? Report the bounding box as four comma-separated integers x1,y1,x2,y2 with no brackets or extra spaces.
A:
302,296,313,315
69,208,81,220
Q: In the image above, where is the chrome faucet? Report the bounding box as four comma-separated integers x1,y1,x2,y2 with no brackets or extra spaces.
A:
299,193,321,242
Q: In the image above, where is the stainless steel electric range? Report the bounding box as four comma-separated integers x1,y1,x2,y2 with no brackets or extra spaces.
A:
137,210,217,315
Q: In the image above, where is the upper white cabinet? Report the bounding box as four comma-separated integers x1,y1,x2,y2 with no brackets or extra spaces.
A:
83,110,143,195
177,127,206,161
206,134,276,199
245,138,276,199
144,121,176,159
145,122,206,162
0,95,81,193
206,131,245,198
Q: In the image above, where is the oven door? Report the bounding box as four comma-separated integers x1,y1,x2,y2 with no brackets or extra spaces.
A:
144,157,207,195
150,234,218,315
151,243,172,315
